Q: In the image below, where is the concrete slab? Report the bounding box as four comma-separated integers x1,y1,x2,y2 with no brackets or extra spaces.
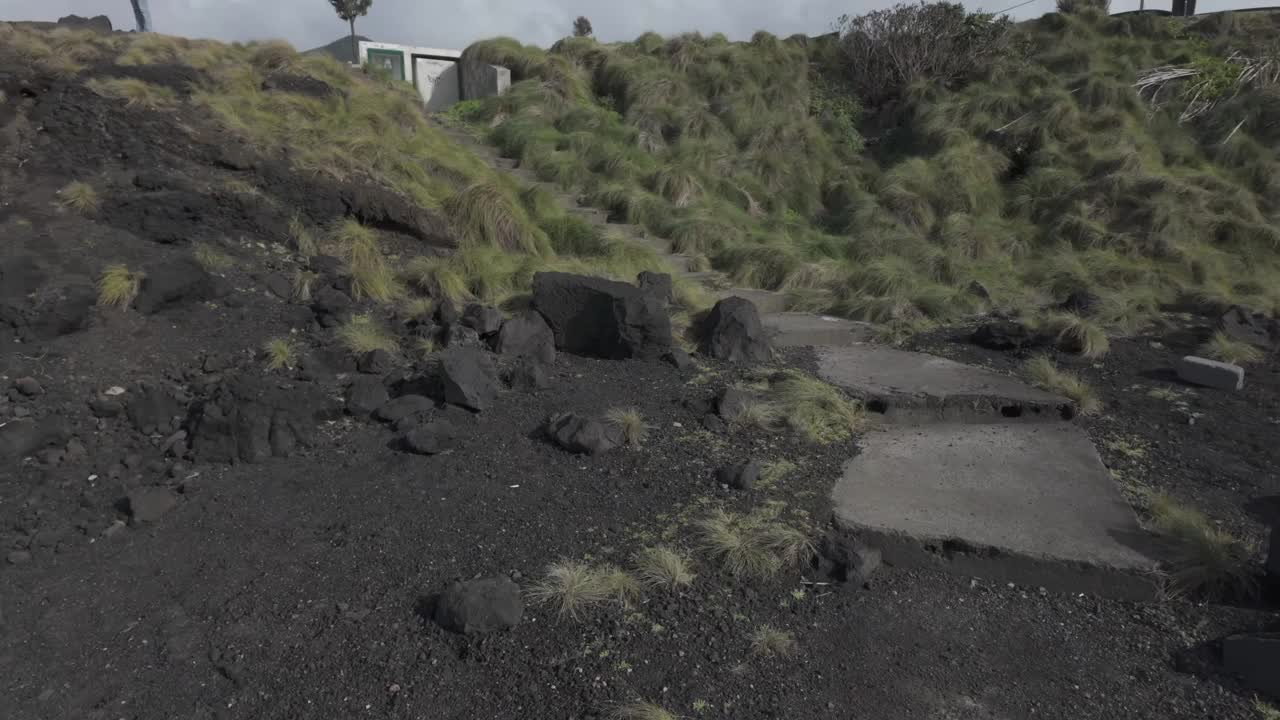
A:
832,423,1158,598
763,312,875,348
816,345,1073,422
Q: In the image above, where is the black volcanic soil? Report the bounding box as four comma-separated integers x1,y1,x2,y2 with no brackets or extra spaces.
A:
1,27,1277,720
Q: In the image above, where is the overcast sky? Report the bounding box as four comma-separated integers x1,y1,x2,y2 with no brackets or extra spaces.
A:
2,0,1276,50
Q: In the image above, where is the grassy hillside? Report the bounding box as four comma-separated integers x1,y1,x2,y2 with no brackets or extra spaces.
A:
0,24,705,317
457,5,1280,340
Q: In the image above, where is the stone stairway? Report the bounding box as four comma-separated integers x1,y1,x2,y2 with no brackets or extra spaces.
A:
435,119,1159,599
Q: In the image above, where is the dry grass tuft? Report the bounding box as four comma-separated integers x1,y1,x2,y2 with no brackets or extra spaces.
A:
634,546,695,590
606,407,651,447
698,508,814,578
330,219,398,303
59,181,100,214
1146,491,1257,600
527,560,641,619
337,314,398,355
291,270,316,302
759,459,796,487
403,256,471,305
263,337,297,369
1041,311,1110,358
759,370,864,443
97,264,143,308
1199,331,1263,365
607,701,678,720
248,40,299,73
193,242,233,272
85,77,177,111
444,182,544,254
1024,354,1101,415
288,215,317,256
751,625,797,657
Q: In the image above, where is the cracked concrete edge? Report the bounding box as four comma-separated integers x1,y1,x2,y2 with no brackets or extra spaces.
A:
849,389,1077,424
830,514,1161,601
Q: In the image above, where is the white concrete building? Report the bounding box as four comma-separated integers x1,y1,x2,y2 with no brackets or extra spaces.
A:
358,41,464,111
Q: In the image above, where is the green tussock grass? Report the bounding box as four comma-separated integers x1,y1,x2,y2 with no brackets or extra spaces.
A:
1254,699,1280,720
330,219,398,303
1145,491,1257,600
751,625,797,657
192,242,233,272
1199,331,1263,364
85,77,177,110
1041,311,1110,358
58,181,100,214
634,546,695,590
337,313,398,356
288,215,317,256
263,337,297,370
1024,354,1101,415
527,561,641,619
449,12,1280,327
97,264,143,308
697,508,814,578
758,459,796,487
755,369,864,443
606,407,651,447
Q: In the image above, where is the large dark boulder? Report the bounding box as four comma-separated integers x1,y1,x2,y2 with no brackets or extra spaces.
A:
126,383,185,435
971,321,1044,351
699,297,772,364
344,376,388,417
637,270,672,307
25,285,96,340
1218,305,1279,350
135,258,215,314
375,394,435,423
439,347,500,411
400,420,458,455
189,376,334,463
716,460,761,490
433,576,523,634
505,356,552,391
1222,633,1280,698
531,272,672,360
461,304,504,336
544,413,620,455
493,311,556,364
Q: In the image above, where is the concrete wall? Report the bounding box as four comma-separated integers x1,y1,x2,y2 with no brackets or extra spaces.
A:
460,59,511,102
356,40,508,110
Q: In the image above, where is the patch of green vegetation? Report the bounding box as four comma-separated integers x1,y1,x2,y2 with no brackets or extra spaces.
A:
1024,354,1101,415
606,407,651,447
697,507,814,578
58,181,100,214
85,77,178,110
1145,491,1256,600
456,8,1280,326
528,561,641,619
749,369,865,443
1199,331,1263,365
263,336,297,369
97,264,143,308
329,219,398,303
607,701,678,720
751,625,797,658
192,242,233,272
336,313,398,355
633,546,695,590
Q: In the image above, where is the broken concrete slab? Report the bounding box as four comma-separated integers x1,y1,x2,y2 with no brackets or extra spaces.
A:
815,345,1073,423
832,423,1157,599
1177,355,1244,391
763,313,876,348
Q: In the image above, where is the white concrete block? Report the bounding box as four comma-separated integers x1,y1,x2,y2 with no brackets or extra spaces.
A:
1176,355,1244,391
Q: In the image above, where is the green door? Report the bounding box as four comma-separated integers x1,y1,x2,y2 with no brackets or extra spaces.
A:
366,48,405,82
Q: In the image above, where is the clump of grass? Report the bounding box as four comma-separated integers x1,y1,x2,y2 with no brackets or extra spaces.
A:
291,270,316,302
759,369,864,443
85,77,177,111
607,701,678,720
1199,331,1263,365
248,39,299,73
1041,312,1110,358
403,256,471,305
336,313,398,355
1254,699,1280,720
759,459,796,487
330,219,397,303
444,182,546,254
401,296,435,319
697,508,814,578
1145,492,1257,600
288,215,317,256
413,336,439,356
263,337,297,369
606,407,651,447
192,242,232,272
1024,354,1101,415
634,546,695,590
734,400,781,431
97,264,143,308
59,181,100,214
527,560,641,619
751,625,797,657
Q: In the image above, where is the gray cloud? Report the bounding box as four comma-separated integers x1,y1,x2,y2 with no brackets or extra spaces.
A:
3,0,1275,51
